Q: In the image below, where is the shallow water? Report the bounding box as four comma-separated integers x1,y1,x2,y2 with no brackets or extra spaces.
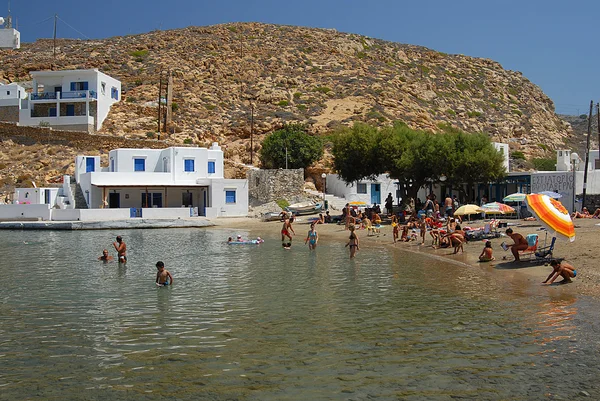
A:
0,228,599,400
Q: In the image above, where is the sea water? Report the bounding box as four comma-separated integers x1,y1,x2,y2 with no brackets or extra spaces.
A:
0,228,599,400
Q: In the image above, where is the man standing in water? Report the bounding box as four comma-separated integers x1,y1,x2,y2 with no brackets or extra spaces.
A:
113,236,127,263
281,216,295,243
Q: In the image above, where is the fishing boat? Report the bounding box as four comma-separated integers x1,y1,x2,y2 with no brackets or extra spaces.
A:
285,202,323,216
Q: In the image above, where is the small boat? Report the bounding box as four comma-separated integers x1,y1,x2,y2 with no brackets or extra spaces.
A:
262,211,284,221
286,202,323,216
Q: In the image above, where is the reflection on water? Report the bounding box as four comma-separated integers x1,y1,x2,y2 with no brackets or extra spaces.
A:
0,228,599,400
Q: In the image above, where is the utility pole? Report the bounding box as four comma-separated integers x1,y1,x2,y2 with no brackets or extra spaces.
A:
165,70,173,135
250,102,254,165
157,72,162,139
582,100,593,209
597,103,600,170
53,14,57,62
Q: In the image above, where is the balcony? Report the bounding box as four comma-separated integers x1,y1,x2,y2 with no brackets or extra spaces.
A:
30,90,98,101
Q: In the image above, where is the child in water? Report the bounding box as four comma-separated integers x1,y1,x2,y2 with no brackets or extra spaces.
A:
345,225,360,258
479,241,495,262
156,261,173,286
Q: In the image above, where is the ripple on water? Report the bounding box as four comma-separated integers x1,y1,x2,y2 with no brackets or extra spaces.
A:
1,228,600,400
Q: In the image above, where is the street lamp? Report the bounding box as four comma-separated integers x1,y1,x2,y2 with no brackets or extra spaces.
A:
571,152,579,213
321,173,327,209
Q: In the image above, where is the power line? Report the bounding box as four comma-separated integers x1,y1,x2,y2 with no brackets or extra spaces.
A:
56,16,91,40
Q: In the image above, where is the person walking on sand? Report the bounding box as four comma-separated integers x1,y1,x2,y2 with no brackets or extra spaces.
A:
113,236,127,263
505,228,528,261
155,261,173,286
479,241,495,262
305,222,319,250
281,216,296,242
345,226,360,258
543,260,577,284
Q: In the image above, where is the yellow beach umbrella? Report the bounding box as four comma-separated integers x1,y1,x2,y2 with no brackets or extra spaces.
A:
453,204,482,216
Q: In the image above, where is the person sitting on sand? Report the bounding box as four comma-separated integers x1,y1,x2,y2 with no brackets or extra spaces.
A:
505,228,528,261
324,211,333,223
543,259,576,284
98,249,114,262
479,241,495,262
155,261,173,286
572,207,592,219
316,213,325,224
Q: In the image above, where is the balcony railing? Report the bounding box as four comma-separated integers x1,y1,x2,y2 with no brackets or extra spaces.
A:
31,90,97,101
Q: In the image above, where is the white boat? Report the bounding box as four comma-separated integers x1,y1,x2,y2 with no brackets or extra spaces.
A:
286,202,323,216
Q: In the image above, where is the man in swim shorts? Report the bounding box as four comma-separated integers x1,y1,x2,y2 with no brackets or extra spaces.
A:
98,249,114,262
505,228,528,261
156,261,173,286
281,217,295,242
113,236,127,263
543,260,576,284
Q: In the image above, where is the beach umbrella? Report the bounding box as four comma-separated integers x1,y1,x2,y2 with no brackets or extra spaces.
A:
538,191,562,199
348,201,367,207
503,192,527,202
454,204,483,216
479,202,516,214
526,194,575,242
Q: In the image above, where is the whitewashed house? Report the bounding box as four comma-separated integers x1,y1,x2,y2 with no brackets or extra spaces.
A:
75,143,248,218
19,69,121,132
326,174,397,205
0,82,26,122
0,16,20,49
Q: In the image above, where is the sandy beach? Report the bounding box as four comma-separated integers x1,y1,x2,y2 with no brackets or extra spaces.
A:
213,215,600,298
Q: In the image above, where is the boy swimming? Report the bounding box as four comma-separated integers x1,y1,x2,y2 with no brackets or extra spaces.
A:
156,261,173,286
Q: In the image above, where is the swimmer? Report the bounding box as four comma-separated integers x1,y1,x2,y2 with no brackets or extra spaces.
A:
305,222,319,250
98,249,114,262
113,235,127,263
345,225,359,258
227,237,233,243
478,241,495,262
155,261,173,286
543,260,576,284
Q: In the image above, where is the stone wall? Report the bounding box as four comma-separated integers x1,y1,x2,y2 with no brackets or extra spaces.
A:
247,168,304,203
0,106,19,122
0,122,169,151
582,194,600,211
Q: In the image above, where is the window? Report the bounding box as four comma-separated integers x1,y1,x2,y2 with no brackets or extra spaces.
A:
134,158,145,172
208,161,216,174
184,159,195,172
6,91,10,96
110,159,115,172
357,183,367,194
101,82,106,95
225,190,236,204
70,82,89,91
111,87,119,100
142,193,163,208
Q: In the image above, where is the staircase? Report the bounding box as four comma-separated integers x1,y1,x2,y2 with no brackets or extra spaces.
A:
304,189,347,211
70,182,88,209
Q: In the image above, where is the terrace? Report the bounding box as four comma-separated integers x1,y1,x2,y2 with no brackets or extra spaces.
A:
30,90,97,101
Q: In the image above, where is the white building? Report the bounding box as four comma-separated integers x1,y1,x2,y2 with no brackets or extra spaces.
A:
493,142,510,172
0,16,20,49
19,69,121,132
0,82,26,122
326,174,397,205
75,143,248,218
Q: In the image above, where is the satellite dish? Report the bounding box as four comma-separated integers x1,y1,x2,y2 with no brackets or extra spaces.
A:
0,17,5,26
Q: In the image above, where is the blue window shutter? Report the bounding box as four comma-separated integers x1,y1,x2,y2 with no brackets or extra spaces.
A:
82,82,88,90
208,161,215,174
134,158,145,172
184,159,194,172
115,89,119,100
70,82,76,91
225,190,236,204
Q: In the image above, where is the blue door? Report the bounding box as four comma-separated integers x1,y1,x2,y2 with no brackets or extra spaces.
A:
66,104,75,116
86,157,95,172
371,184,381,205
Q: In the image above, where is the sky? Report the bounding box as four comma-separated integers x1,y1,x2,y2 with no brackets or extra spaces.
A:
5,0,598,115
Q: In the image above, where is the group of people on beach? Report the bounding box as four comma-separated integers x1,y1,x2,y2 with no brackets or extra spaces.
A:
98,235,173,286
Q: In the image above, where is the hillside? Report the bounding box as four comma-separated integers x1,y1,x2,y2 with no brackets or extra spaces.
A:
0,22,574,196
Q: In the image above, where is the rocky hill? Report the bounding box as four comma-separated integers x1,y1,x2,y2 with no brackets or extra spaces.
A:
0,22,574,196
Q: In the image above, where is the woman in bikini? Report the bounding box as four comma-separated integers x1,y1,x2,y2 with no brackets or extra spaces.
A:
345,225,360,258
305,222,319,250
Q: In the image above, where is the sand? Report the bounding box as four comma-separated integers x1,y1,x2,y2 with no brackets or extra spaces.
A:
212,216,600,298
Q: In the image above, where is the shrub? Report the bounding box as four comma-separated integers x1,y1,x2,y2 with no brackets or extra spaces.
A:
278,100,289,107
467,111,482,118
130,49,149,62
314,86,331,94
356,51,367,59
134,79,143,86
446,109,456,116
126,97,137,103
171,102,179,112
146,132,155,139
511,151,525,160
532,157,556,171
205,104,216,111
276,199,290,209
512,109,523,116
293,92,302,99
39,121,50,127
456,82,470,91
579,114,587,119
183,138,193,145
296,104,307,111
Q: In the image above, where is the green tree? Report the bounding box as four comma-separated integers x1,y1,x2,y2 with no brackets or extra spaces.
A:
330,123,384,182
259,124,323,169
